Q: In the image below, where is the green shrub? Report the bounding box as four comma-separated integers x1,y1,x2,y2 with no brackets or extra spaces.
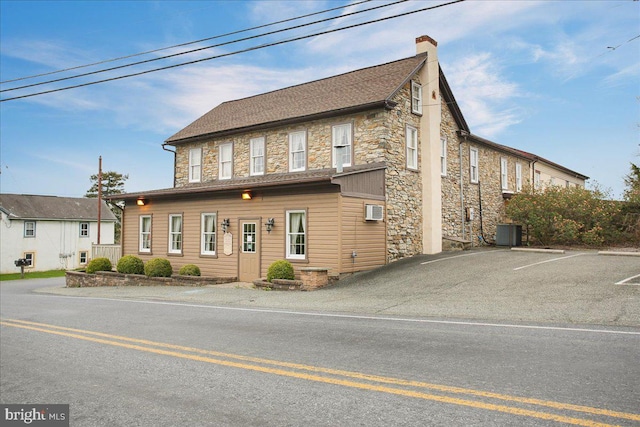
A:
144,258,173,277
179,264,201,276
86,257,112,274
266,259,295,282
116,255,144,274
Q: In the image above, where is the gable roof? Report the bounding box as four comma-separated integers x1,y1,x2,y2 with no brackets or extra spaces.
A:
0,194,117,221
166,54,428,144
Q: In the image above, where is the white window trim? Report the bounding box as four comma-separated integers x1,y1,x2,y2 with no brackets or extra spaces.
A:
411,81,423,115
168,214,183,254
219,142,233,180
80,222,90,238
200,213,217,256
24,252,34,268
406,125,418,170
332,123,353,168
500,157,508,190
24,221,36,238
79,251,88,265
189,148,202,183
534,170,541,188
515,163,522,192
286,210,306,260
139,215,152,253
440,137,447,177
250,137,265,176
470,147,479,184
289,131,306,172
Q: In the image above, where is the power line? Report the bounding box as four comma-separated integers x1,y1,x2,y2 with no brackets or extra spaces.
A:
0,0,373,85
1,0,407,93
0,0,466,102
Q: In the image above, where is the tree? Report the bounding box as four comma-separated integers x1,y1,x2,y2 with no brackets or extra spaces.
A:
85,171,128,198
623,163,640,206
85,171,128,243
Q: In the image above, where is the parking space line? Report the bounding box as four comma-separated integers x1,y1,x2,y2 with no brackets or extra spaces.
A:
615,273,640,286
513,253,588,271
421,250,504,265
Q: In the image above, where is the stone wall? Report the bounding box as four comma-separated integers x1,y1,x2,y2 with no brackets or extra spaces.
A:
173,79,424,262
440,99,531,244
66,271,237,287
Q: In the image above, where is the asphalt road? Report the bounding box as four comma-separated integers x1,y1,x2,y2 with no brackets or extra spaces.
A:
2,266,639,426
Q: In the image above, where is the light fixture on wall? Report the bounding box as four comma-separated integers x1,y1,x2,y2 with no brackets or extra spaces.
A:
241,190,252,200
221,218,230,232
265,218,275,234
136,198,146,206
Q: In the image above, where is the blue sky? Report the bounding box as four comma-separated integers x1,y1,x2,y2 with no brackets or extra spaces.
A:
1,0,638,199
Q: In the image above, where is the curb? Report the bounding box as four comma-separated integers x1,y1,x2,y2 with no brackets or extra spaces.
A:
598,251,640,257
510,248,565,254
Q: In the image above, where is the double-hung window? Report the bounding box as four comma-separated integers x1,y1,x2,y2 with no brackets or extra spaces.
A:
440,137,447,176
189,148,202,182
139,215,152,253
534,170,541,188
500,158,508,190
219,143,233,179
79,251,88,265
24,253,34,267
470,147,479,183
80,222,89,237
24,221,36,237
411,81,422,115
250,137,265,176
286,210,306,260
201,213,217,255
289,131,306,172
406,125,418,170
332,123,352,168
515,163,522,192
168,214,183,254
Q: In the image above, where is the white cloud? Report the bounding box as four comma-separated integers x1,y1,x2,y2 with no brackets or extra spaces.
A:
444,53,523,138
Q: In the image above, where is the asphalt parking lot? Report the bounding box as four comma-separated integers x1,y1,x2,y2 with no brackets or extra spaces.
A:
34,248,640,327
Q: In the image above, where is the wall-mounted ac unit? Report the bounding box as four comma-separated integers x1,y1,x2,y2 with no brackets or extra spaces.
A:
365,204,384,221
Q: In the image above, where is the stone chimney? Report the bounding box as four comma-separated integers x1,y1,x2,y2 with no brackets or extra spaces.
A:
415,35,442,254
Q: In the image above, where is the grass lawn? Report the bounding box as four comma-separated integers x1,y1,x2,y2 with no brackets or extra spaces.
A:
0,269,67,281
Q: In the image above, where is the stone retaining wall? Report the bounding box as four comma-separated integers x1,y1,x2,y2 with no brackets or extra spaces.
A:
66,271,237,288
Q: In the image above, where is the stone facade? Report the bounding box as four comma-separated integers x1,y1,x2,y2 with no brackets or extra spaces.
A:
440,99,531,244
65,271,237,287
173,80,425,262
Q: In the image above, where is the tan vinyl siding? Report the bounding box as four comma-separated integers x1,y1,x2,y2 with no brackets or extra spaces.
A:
339,196,386,273
122,189,345,279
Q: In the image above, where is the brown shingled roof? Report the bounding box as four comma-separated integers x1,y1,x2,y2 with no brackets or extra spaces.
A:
0,194,117,221
165,55,427,144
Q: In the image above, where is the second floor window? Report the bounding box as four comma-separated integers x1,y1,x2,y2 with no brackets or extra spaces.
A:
470,147,479,183
169,214,183,254
441,137,447,176
24,221,35,237
289,131,306,172
250,137,265,176
80,222,89,237
189,148,202,182
406,125,418,170
332,123,352,168
515,163,522,192
500,158,508,190
219,143,233,180
535,170,541,188
411,81,422,115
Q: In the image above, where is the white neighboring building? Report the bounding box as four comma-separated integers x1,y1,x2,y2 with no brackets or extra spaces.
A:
0,194,117,273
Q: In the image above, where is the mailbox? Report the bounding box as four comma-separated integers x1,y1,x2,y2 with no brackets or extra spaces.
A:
14,258,29,267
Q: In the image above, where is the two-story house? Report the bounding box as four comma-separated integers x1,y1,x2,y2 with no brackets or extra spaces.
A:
0,194,117,273
115,35,586,281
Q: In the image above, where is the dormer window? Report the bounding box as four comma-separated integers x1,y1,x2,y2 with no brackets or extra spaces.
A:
411,81,422,115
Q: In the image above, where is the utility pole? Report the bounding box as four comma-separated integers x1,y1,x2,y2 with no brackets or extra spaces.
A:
97,156,102,244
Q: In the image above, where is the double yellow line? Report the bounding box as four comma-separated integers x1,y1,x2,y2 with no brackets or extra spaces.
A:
2,318,638,426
